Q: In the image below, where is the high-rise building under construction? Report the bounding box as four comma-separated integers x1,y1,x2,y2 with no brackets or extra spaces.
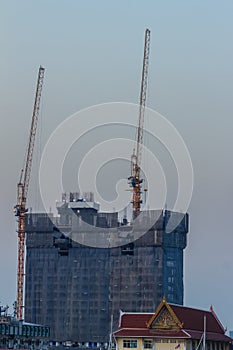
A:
24,192,188,345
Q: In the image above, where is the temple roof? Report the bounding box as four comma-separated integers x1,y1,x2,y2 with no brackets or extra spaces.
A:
114,298,232,342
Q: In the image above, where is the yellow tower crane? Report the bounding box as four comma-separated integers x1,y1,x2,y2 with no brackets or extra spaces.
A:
14,66,45,319
128,29,150,218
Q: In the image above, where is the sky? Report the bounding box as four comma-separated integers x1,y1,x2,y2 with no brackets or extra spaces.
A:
0,0,233,331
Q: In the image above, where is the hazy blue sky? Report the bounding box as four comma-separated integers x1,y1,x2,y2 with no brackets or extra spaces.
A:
1,0,233,330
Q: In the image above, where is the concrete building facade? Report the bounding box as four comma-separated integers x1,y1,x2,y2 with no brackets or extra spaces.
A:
24,193,188,345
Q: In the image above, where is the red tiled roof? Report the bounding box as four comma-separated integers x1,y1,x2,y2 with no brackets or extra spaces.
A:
114,329,232,342
170,304,225,334
120,313,153,329
116,303,230,342
114,329,190,338
187,330,231,342
119,305,225,334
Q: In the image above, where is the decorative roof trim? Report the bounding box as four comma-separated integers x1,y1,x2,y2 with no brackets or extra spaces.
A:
209,306,225,333
146,296,183,329
182,329,191,338
118,310,124,328
114,329,191,339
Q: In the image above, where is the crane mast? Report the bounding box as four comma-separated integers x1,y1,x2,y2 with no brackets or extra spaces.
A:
14,66,45,320
129,29,150,218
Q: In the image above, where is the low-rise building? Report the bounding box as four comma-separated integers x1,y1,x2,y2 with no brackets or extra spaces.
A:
113,298,232,350
0,314,50,349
